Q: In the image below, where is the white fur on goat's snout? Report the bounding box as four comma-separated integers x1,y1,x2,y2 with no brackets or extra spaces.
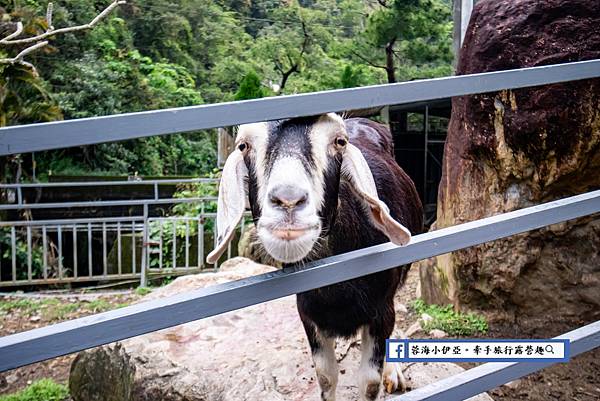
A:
257,156,321,263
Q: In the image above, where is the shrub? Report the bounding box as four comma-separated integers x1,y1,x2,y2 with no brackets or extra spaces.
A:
411,299,488,336
0,379,69,401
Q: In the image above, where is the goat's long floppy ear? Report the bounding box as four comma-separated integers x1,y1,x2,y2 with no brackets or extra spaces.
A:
341,143,411,246
206,149,248,264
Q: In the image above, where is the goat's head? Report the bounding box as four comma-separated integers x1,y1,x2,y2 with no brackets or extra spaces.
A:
206,113,411,264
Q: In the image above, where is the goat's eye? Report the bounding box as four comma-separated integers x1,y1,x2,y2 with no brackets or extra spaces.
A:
238,142,248,152
335,137,347,147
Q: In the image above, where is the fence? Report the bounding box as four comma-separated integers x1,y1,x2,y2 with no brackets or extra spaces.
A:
1,59,600,400
0,179,251,287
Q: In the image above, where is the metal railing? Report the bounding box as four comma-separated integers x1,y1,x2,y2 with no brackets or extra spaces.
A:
0,177,217,207
0,59,599,400
0,178,252,287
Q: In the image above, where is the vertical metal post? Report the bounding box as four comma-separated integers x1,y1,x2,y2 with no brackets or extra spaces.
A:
87,223,92,277
172,220,177,269
11,227,16,282
199,204,205,269
197,219,202,269
140,204,149,287
57,225,63,279
424,106,429,200
213,216,218,271
102,222,107,277
132,221,136,274
26,226,32,281
72,225,78,278
453,0,475,63
153,183,159,201
159,221,163,270
42,226,48,280
117,221,122,275
16,187,22,206
185,219,190,269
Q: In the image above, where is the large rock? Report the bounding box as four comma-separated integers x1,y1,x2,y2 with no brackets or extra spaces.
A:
70,257,492,401
419,0,600,333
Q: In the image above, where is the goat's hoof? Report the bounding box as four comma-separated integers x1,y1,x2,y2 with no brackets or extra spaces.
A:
383,362,408,393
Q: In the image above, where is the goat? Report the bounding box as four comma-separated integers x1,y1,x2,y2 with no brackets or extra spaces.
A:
207,113,423,401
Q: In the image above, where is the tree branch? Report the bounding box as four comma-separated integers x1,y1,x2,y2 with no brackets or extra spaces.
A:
275,20,311,92
0,41,48,75
350,49,387,70
0,1,126,74
2,21,24,42
0,0,125,45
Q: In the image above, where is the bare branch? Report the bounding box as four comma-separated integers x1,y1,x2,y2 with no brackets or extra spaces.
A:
0,0,126,45
0,40,48,75
46,2,54,31
2,22,24,42
14,40,49,60
350,49,387,70
0,1,125,74
274,20,311,92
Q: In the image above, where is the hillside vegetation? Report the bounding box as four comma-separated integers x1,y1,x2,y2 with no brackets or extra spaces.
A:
0,0,452,180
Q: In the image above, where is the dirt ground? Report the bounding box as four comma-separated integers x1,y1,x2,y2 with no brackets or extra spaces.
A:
0,291,141,396
394,268,600,401
1,268,599,400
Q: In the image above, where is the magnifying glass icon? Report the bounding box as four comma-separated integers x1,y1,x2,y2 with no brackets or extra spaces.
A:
545,345,554,354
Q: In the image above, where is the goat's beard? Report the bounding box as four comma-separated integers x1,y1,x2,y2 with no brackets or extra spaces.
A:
256,225,320,264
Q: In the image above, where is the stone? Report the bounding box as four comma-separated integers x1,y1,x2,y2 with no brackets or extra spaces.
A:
428,329,447,338
420,313,433,323
419,0,600,334
70,257,493,401
405,321,423,337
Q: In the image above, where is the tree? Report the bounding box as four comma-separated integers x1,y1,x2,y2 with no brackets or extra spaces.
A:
234,70,269,100
352,0,452,83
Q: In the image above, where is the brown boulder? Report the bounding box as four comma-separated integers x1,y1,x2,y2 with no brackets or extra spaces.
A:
419,0,600,334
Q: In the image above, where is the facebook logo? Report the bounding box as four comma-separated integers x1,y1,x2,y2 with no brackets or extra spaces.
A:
386,340,406,360
386,338,569,363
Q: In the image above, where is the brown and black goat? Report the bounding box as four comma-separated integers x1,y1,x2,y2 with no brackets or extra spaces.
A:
207,113,423,401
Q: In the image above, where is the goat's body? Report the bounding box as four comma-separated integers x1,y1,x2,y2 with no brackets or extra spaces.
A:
220,115,422,400
295,118,422,400
297,117,423,336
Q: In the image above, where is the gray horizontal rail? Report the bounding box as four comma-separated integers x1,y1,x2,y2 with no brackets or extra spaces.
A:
1,59,599,156
0,269,202,288
0,189,598,372
392,319,600,401
0,178,217,188
0,196,215,211
0,216,144,227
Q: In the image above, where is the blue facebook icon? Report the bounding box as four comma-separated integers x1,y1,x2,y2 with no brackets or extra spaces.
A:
386,339,409,362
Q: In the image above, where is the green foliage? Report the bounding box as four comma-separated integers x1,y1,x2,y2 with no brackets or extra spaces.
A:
0,379,69,401
148,177,218,268
0,64,62,127
234,70,269,100
1,0,453,180
411,299,489,336
0,298,40,315
0,297,129,321
0,227,44,280
353,0,453,82
135,286,153,296
339,65,366,88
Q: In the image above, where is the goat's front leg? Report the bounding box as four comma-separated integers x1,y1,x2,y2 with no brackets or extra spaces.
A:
300,317,338,401
359,307,395,401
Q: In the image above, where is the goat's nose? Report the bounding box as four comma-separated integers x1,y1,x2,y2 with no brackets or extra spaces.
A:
269,185,308,210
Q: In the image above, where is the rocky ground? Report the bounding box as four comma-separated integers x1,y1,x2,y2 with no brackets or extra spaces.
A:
0,290,141,396
1,264,599,400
